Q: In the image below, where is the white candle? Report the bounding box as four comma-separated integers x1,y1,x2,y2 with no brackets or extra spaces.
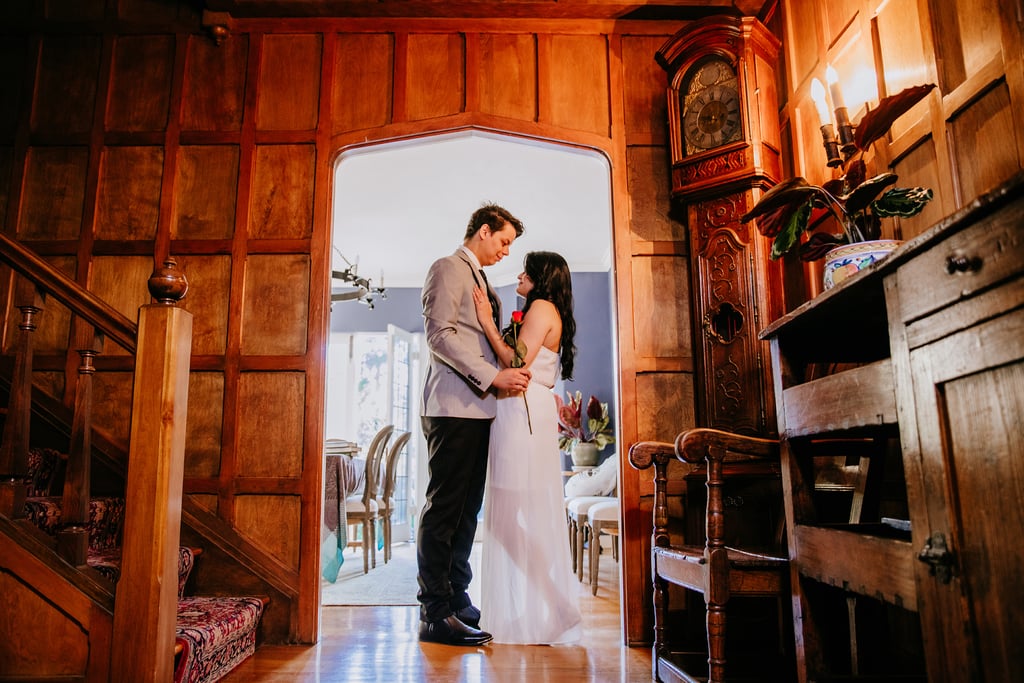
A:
810,78,831,126
825,64,846,110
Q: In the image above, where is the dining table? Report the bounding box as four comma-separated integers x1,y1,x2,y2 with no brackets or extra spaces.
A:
321,439,365,582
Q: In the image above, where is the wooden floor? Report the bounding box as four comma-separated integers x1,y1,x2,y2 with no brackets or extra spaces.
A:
224,541,653,682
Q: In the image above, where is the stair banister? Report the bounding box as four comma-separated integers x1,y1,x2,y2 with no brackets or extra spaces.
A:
110,258,191,683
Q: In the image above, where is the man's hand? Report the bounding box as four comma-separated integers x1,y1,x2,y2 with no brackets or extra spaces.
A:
492,367,531,392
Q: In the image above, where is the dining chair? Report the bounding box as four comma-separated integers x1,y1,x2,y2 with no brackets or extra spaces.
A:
585,499,619,595
377,430,411,564
345,425,393,573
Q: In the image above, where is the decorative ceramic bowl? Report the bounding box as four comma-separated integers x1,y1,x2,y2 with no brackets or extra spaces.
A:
822,239,902,290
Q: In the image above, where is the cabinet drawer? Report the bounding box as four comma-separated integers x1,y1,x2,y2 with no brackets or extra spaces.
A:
895,202,1024,324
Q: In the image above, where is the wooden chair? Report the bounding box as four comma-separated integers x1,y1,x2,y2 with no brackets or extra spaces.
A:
585,499,619,595
345,425,393,573
377,430,411,564
629,428,792,683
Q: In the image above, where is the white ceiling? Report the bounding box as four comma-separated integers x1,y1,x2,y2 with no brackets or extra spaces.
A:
332,130,614,289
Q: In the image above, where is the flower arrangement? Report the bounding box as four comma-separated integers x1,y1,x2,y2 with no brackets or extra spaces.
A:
555,391,615,452
741,83,937,260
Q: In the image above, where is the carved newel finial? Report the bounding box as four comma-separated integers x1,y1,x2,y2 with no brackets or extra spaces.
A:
148,258,188,305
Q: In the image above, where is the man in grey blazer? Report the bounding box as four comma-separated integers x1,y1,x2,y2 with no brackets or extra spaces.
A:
417,204,530,646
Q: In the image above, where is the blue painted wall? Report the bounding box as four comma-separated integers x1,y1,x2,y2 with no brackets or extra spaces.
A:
330,270,618,464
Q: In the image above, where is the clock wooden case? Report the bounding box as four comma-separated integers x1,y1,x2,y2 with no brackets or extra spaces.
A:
657,15,784,436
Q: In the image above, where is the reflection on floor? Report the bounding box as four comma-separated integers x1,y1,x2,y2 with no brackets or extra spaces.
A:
226,537,648,682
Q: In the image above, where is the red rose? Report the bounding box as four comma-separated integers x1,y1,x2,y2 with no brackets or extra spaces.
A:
511,310,524,323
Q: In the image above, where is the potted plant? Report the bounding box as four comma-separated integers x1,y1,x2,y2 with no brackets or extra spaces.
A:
740,83,937,288
556,391,615,468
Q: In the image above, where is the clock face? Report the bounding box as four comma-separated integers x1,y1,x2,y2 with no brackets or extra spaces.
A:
682,60,743,155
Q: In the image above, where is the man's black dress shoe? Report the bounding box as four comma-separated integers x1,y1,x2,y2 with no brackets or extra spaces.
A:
419,615,493,646
453,605,481,628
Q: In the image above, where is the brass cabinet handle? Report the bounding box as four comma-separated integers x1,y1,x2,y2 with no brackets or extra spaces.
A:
945,253,980,274
918,532,955,584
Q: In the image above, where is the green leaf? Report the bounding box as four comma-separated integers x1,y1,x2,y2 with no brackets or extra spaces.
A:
872,186,934,218
740,177,819,223
769,199,813,260
842,173,899,214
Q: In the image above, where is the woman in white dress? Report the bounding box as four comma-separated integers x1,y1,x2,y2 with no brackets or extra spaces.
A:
471,251,583,645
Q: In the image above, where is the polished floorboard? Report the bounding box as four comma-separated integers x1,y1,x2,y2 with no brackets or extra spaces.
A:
224,540,653,682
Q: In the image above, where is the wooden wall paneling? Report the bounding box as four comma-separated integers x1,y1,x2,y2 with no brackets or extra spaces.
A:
0,147,11,223
890,137,945,240
235,493,301,571
184,371,225,480
622,35,670,144
91,255,151,341
783,0,824,90
332,33,394,133
948,81,1020,204
539,33,611,135
632,254,692,359
249,144,315,239
874,0,929,96
96,146,163,240
256,34,322,131
0,38,29,140
19,146,88,240
240,254,310,356
236,372,305,480
405,33,467,121
44,0,105,22
174,254,231,355
31,35,100,136
626,146,679,242
92,371,134,444
107,35,174,132
32,371,66,402
477,33,538,122
822,0,860,45
827,24,877,121
116,0,191,25
172,145,239,240
0,570,91,677
636,371,696,443
187,493,218,514
31,257,76,356
927,0,1001,93
182,33,248,132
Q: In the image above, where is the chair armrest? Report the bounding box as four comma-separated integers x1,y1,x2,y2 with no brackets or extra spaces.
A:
627,440,675,470
675,428,779,465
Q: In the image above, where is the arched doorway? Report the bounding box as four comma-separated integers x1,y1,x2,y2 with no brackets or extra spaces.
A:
321,127,621,630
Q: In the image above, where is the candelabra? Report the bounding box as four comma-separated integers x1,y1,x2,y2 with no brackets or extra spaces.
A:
331,253,386,310
810,64,859,168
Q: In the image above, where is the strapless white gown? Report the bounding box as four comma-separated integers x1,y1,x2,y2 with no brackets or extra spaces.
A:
480,346,582,644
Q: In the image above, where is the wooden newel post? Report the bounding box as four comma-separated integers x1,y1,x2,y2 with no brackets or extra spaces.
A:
111,258,191,683
0,281,44,518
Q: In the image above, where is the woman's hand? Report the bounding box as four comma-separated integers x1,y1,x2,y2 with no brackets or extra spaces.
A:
472,286,493,329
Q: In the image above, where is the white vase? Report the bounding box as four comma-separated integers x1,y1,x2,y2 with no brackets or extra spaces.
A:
822,239,902,290
571,442,600,468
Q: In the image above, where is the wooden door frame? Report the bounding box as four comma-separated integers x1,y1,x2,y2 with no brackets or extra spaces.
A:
309,115,642,643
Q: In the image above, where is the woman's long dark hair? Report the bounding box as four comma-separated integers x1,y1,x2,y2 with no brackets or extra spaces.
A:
521,251,577,380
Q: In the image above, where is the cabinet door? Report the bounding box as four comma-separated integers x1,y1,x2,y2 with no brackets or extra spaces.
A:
905,305,1024,682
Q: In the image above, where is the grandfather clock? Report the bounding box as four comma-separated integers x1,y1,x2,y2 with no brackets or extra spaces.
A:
657,15,784,437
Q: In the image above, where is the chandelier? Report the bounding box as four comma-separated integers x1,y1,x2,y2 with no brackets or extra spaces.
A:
331,252,386,310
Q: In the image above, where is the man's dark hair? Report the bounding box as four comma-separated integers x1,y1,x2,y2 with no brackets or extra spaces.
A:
464,203,525,240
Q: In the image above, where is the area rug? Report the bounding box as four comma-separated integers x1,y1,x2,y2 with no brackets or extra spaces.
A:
321,542,420,606
321,541,484,606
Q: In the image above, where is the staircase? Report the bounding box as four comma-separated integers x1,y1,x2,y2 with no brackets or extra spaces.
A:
15,447,269,683
0,235,272,682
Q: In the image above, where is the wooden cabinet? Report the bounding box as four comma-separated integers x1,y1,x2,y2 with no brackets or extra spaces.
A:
762,172,1024,682
885,175,1024,682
